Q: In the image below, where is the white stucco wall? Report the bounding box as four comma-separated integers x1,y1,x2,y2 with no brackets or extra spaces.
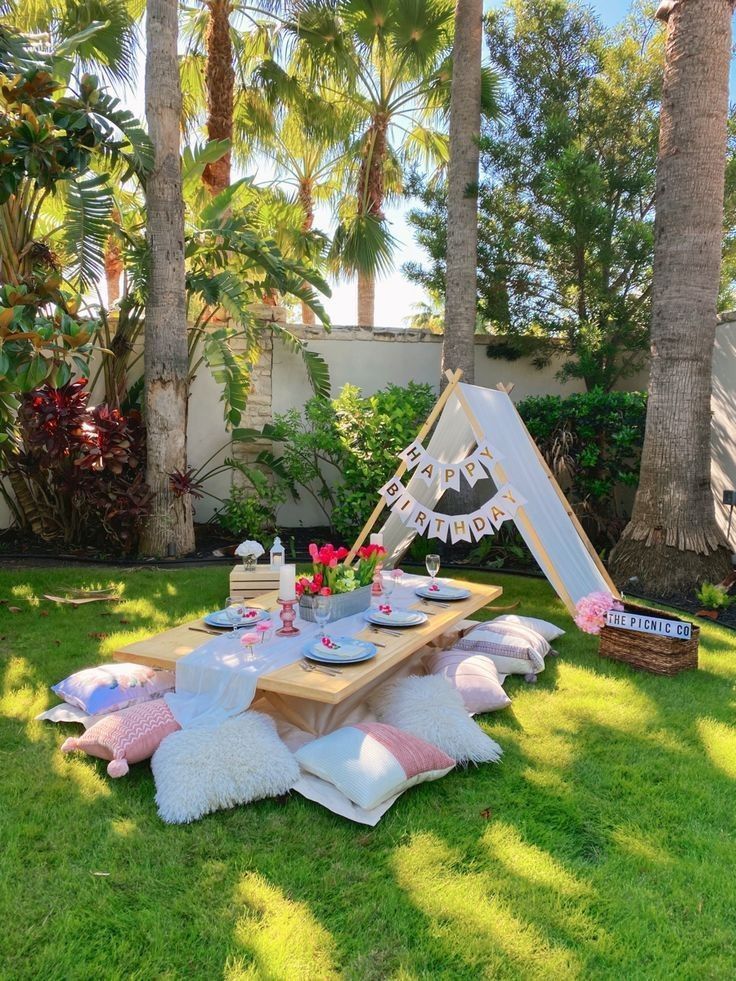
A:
0,324,650,532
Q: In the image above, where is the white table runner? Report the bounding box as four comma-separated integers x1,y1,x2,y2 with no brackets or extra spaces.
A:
164,574,431,729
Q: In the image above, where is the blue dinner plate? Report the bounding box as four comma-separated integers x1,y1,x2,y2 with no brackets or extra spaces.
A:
364,608,428,628
203,607,271,629
304,637,378,665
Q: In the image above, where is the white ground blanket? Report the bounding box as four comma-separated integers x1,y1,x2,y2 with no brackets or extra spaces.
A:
39,575,471,825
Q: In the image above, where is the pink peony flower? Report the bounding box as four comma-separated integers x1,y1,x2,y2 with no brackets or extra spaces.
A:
574,591,623,634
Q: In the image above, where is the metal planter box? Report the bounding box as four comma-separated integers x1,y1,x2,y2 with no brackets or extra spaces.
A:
299,584,372,624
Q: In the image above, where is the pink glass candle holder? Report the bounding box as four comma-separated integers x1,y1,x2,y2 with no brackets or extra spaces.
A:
276,597,300,636
371,562,384,597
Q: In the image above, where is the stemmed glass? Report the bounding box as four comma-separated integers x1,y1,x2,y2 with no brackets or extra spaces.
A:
313,594,331,637
381,572,395,599
225,596,245,631
425,554,441,585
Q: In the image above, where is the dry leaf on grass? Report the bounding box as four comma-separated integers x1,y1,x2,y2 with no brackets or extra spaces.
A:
480,807,493,820
88,632,109,640
8,606,21,613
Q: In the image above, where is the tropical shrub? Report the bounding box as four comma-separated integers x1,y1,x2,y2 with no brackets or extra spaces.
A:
217,468,286,543
517,389,647,547
7,381,150,551
238,382,437,539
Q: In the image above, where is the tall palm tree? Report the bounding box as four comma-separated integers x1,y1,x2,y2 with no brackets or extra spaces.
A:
440,0,482,384
236,67,352,323
610,0,735,595
288,0,455,326
140,0,195,556
180,0,280,195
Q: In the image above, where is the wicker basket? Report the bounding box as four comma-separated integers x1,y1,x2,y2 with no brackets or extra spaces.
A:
598,602,699,676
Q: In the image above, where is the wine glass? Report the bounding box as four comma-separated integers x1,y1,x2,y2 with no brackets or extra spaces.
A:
425,554,441,584
225,596,244,630
313,594,331,636
381,572,395,598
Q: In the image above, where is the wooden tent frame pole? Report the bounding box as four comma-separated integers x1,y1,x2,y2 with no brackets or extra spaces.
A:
345,368,464,564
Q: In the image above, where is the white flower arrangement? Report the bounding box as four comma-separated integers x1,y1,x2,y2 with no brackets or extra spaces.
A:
235,540,265,559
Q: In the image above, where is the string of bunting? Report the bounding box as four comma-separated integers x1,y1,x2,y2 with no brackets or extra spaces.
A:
398,439,504,492
378,475,527,543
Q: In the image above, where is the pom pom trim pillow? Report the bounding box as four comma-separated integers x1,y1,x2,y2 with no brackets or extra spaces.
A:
295,723,455,810
371,675,503,765
52,662,175,715
457,620,551,676
492,614,565,643
424,649,511,715
61,699,180,777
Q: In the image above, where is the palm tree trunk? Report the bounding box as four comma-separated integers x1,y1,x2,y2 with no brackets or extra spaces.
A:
609,0,734,595
441,0,482,386
104,210,123,307
202,0,233,196
357,271,375,326
354,117,388,327
140,0,195,557
298,178,316,326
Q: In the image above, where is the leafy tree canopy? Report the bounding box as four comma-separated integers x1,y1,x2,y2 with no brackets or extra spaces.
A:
405,0,667,391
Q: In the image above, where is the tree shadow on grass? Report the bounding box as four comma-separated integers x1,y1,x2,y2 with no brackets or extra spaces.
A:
5,570,736,979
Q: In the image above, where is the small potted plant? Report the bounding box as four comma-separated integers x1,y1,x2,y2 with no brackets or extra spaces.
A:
297,543,386,623
235,540,265,572
695,582,734,620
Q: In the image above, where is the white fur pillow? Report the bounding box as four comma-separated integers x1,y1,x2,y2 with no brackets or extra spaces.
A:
370,675,503,765
151,711,299,824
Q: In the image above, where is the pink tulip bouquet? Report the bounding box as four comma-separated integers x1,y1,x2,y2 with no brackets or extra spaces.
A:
574,591,624,634
296,542,387,597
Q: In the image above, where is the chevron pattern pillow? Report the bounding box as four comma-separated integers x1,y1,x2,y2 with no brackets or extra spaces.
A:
61,699,180,778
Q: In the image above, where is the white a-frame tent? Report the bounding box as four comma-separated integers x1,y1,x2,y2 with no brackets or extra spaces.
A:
347,370,619,614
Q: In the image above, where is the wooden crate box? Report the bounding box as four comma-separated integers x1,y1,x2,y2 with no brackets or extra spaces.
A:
229,564,282,602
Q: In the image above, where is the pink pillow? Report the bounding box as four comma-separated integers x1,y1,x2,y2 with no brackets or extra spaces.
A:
424,649,511,714
61,699,180,777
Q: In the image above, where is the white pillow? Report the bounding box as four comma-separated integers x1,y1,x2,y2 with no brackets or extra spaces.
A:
423,649,511,715
152,711,299,824
295,723,455,810
493,614,565,642
457,620,551,677
371,675,503,765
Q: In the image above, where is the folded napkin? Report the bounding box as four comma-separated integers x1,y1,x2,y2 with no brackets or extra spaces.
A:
315,636,363,657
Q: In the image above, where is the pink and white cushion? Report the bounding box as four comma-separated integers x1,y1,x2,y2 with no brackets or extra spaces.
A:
61,699,180,777
424,649,511,715
52,662,175,715
295,723,455,810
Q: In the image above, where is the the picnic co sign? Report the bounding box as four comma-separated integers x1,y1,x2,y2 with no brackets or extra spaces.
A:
604,609,692,641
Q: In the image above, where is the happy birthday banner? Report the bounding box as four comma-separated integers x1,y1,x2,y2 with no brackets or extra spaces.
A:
378,476,526,543
398,439,504,492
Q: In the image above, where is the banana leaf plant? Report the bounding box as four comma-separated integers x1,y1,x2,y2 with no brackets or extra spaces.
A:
93,143,333,425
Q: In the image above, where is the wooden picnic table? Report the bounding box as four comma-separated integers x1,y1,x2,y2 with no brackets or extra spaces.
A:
112,578,502,706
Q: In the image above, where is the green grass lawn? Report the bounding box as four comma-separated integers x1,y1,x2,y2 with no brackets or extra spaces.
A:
1,565,735,980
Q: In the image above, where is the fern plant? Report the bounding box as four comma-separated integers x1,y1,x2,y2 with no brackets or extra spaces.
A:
695,582,734,611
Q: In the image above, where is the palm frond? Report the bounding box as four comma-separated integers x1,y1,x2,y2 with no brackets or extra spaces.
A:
270,323,331,400
329,211,397,278
62,172,114,291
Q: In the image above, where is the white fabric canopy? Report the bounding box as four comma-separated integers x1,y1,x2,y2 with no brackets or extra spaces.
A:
381,382,613,610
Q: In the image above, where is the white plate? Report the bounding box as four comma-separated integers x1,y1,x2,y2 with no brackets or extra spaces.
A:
304,637,378,665
415,583,471,602
364,608,428,628
203,607,270,629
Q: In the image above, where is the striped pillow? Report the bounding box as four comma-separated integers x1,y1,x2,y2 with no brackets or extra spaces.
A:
295,723,455,810
457,620,551,676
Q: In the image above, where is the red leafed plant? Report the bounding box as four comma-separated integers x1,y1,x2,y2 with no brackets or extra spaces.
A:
9,381,151,552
